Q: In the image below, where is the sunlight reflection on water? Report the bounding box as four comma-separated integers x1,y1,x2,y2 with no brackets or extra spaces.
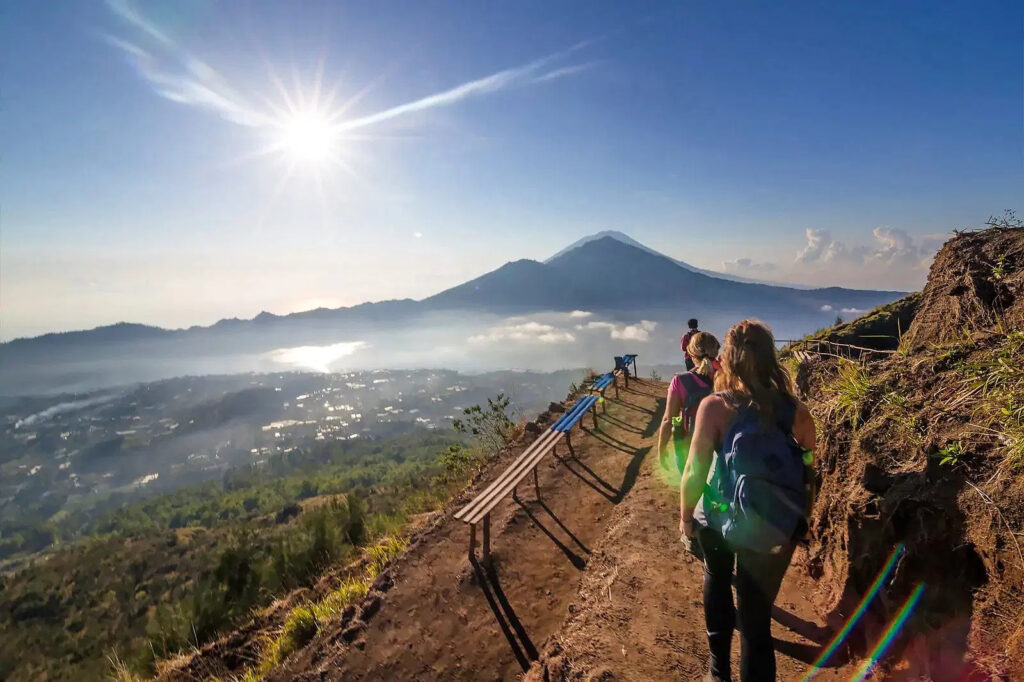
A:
268,341,368,373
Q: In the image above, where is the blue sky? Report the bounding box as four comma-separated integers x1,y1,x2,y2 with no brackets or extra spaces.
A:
2,0,1021,339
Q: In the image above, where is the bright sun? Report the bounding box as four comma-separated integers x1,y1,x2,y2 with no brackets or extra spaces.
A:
279,110,336,165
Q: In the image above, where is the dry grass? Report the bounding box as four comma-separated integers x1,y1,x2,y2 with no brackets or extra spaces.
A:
957,332,1024,468
107,652,143,682
233,534,409,682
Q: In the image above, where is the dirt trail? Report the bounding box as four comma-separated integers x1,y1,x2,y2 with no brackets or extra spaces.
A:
525,398,864,680
276,378,864,680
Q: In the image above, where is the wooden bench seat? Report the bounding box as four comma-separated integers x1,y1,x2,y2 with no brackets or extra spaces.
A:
454,394,600,562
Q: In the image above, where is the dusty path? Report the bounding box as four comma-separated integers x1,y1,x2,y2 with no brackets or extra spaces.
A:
276,378,864,680
525,386,863,680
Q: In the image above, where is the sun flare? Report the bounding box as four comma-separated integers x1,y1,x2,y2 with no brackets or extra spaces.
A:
278,110,337,165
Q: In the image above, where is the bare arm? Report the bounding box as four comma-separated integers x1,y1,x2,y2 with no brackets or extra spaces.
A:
680,396,726,528
792,400,818,511
657,384,682,461
792,400,816,451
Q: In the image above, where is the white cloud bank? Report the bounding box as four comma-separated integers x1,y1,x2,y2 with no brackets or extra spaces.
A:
469,315,657,346
469,321,575,345
795,227,943,269
721,226,948,291
579,320,658,341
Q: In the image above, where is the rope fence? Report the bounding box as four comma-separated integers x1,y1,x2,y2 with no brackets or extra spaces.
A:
775,338,899,361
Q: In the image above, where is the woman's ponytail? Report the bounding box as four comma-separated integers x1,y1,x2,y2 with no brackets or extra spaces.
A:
687,332,721,377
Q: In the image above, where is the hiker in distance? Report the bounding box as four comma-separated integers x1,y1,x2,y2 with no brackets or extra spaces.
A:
681,318,700,370
680,319,816,682
657,331,721,476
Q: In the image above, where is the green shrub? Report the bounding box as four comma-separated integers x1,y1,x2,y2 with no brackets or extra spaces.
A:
452,394,517,453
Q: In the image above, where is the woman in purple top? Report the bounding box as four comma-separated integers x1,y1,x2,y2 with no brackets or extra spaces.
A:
658,331,721,475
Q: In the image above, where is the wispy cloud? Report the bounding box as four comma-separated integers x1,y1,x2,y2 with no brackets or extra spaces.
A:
338,44,591,132
104,0,593,134
531,61,601,84
721,257,777,274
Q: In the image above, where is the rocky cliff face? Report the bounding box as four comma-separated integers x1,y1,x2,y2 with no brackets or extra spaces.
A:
798,218,1024,679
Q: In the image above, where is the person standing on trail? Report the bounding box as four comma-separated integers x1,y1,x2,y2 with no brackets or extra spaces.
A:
681,318,700,370
658,331,721,476
680,319,816,682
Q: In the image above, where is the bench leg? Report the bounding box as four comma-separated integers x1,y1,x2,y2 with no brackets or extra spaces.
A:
591,405,598,429
482,514,491,563
601,388,607,412
623,368,629,388
614,376,620,399
512,482,519,503
533,467,540,499
469,523,477,562
566,430,575,456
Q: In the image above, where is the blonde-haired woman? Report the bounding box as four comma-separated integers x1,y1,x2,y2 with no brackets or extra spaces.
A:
657,331,721,475
681,319,816,681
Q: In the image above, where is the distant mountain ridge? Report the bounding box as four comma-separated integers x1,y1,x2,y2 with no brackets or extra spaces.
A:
2,232,904,351
426,235,900,313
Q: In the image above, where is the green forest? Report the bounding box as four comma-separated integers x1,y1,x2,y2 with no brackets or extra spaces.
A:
0,421,501,681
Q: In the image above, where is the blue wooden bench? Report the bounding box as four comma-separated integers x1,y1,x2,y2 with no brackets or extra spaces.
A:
590,371,618,399
455,394,600,562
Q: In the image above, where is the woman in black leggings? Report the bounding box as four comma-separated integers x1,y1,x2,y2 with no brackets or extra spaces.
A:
680,320,816,681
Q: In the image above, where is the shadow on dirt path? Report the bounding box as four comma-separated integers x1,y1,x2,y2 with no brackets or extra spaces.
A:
522,381,868,682
471,555,538,671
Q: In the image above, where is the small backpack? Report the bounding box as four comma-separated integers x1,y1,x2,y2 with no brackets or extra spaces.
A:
711,395,807,553
681,329,699,357
674,371,712,435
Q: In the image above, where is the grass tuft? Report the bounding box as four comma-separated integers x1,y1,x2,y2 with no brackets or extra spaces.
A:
277,605,318,658
826,360,872,428
234,533,408,682
107,652,142,682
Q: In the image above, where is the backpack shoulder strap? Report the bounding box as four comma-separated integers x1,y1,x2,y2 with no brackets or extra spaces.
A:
773,397,798,435
677,372,697,392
